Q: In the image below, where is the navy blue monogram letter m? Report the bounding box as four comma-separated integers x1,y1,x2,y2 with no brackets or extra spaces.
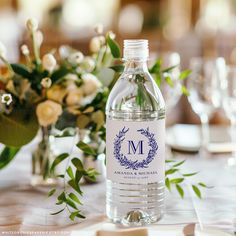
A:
128,140,144,154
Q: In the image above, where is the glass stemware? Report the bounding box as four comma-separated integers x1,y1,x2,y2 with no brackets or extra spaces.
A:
160,52,182,114
187,57,226,156
157,52,182,159
222,66,236,166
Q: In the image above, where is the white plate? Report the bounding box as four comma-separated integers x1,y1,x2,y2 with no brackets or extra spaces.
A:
166,124,236,153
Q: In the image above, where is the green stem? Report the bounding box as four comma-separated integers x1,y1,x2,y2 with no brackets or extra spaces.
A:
25,54,32,68
100,45,108,65
31,31,41,67
41,126,50,179
95,46,106,71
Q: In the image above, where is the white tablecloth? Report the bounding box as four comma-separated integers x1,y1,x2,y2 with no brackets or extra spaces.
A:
0,127,236,235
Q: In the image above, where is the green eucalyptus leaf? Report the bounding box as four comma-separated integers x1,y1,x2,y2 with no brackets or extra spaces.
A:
0,108,39,147
50,208,65,215
176,184,184,198
170,178,184,184
173,160,185,167
106,34,121,58
165,159,176,163
149,59,162,73
10,63,32,79
56,174,65,178
192,185,202,198
77,141,96,156
179,69,191,80
183,172,198,177
181,85,189,96
155,74,161,87
165,177,171,191
56,200,63,205
165,76,174,87
69,211,79,221
109,65,124,73
75,170,83,183
66,198,78,210
162,65,178,73
0,146,20,169
84,168,99,181
198,182,207,187
76,213,86,219
198,182,213,189
66,166,74,179
50,153,69,172
69,211,85,220
165,168,178,175
58,192,66,202
48,188,56,197
69,192,82,205
51,67,70,82
71,158,84,171
68,179,83,195
83,171,97,182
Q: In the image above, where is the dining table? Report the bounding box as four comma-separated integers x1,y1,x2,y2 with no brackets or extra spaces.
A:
0,125,236,236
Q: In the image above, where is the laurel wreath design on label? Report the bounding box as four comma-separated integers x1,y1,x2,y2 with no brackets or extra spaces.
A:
113,127,158,170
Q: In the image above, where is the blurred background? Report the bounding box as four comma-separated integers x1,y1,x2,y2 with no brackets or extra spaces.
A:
0,0,235,125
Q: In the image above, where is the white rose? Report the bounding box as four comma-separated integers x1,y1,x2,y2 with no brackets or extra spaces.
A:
67,106,81,115
21,44,29,55
41,77,52,88
26,18,38,31
81,57,95,72
68,51,84,64
89,37,101,53
47,85,67,103
0,41,6,58
42,53,57,72
66,80,78,92
36,100,62,127
98,36,105,45
81,73,101,96
66,88,83,106
59,45,70,59
94,23,104,34
66,73,78,81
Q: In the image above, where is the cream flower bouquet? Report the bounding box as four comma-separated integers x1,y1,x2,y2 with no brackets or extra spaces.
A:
0,18,115,183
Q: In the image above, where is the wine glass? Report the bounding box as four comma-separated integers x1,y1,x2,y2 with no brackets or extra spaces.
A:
156,52,182,158
160,52,182,114
187,57,226,155
222,65,236,166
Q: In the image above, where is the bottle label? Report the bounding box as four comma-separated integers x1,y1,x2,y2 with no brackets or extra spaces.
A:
106,119,165,184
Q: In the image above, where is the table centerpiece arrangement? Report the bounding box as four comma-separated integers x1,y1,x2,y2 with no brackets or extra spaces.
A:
0,18,210,221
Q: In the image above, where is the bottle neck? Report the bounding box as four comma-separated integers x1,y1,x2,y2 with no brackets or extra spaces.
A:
123,59,149,74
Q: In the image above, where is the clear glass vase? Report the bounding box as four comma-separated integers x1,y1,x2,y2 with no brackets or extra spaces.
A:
31,126,57,186
79,129,106,183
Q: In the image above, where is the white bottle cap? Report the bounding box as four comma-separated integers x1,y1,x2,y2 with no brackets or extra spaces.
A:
123,39,149,60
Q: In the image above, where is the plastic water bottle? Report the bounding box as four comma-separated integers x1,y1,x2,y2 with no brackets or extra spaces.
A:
106,39,165,226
